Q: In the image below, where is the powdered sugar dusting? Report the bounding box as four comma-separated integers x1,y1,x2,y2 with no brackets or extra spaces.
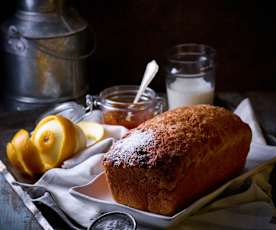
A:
104,130,155,167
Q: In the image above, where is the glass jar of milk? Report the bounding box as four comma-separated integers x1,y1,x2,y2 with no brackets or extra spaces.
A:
166,44,216,110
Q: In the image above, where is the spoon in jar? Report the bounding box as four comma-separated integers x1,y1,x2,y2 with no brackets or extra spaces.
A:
126,60,159,121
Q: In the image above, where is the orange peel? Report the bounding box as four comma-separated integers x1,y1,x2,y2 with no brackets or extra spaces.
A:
7,115,87,175
31,115,86,168
7,129,45,175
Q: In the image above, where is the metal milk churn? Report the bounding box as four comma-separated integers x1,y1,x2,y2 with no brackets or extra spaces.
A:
0,0,93,111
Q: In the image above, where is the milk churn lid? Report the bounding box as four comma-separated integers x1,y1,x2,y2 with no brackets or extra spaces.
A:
1,0,87,39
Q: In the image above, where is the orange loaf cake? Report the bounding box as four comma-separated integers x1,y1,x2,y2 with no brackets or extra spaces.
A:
103,105,252,215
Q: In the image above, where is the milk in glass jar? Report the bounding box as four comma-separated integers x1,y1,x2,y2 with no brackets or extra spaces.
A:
165,44,216,110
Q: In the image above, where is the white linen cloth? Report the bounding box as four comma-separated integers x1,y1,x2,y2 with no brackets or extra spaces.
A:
234,98,267,145
17,99,276,229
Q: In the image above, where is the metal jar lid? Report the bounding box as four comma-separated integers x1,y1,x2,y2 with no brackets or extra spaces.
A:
87,212,137,230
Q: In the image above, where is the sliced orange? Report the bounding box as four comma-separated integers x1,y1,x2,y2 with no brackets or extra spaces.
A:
77,121,104,145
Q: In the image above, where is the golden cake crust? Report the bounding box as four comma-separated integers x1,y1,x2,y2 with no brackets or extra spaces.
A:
104,105,250,167
103,105,252,215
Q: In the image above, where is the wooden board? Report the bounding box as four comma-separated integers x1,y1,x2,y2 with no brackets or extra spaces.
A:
0,161,53,230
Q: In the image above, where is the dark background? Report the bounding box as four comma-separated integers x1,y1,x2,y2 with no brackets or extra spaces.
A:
0,0,272,96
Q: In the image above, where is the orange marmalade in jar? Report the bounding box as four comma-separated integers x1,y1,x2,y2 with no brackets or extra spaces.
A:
89,85,164,129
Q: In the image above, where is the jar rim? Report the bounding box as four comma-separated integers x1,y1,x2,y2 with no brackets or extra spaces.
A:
98,85,157,111
166,43,216,64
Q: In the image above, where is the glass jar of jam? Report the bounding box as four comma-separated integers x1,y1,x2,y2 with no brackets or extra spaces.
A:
88,85,164,129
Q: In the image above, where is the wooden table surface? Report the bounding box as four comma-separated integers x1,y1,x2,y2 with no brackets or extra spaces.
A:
0,91,276,229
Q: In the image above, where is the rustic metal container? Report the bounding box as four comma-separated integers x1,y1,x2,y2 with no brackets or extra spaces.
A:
0,0,94,111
